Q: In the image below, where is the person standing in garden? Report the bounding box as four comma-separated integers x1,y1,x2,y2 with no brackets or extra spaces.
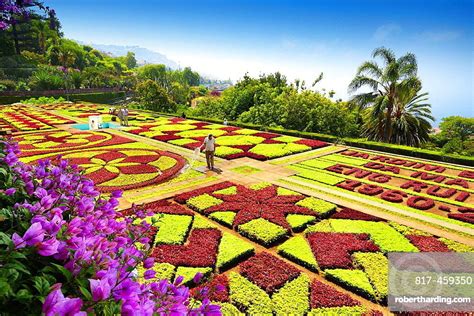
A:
117,107,124,126
201,134,216,170
123,106,129,126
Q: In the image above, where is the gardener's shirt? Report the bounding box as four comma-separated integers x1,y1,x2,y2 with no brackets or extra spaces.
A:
203,136,216,151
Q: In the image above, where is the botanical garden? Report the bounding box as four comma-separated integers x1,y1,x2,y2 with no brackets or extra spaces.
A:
0,1,473,316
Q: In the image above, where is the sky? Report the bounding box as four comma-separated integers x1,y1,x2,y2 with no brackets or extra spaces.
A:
48,0,473,124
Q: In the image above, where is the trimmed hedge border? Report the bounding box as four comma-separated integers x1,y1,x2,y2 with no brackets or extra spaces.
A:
0,91,126,105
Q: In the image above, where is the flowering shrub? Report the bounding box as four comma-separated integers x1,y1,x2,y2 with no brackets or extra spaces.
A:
0,140,219,315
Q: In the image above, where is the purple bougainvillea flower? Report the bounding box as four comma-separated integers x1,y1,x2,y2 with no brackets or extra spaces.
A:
22,222,45,247
174,275,184,285
12,233,24,248
193,272,203,284
143,270,156,280
143,257,154,269
4,188,16,196
43,284,64,316
89,278,112,301
37,238,60,256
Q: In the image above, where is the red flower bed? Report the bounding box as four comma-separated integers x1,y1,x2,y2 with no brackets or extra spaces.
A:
262,139,283,144
336,180,362,191
122,200,194,216
380,190,407,203
307,232,379,269
406,196,435,210
175,181,235,203
406,235,451,252
455,191,470,202
239,252,300,293
310,279,360,308
295,139,328,148
191,274,229,302
459,170,474,179
458,207,474,213
448,213,474,224
331,207,385,222
152,134,181,142
426,186,457,198
152,228,221,266
438,205,451,212
231,144,254,151
357,184,384,196
400,180,428,193
205,184,311,230
253,132,279,139
220,126,241,132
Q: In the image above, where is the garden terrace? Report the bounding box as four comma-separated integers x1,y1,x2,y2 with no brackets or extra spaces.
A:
1,102,473,315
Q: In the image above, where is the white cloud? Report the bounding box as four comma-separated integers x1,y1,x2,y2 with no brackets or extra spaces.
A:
373,23,401,41
418,31,461,42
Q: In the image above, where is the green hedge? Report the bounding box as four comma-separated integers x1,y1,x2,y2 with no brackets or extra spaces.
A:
0,91,126,105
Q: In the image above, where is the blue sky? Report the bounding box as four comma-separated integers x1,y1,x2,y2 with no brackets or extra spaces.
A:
48,0,473,124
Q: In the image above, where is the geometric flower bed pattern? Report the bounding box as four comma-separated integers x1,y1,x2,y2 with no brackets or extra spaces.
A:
125,117,328,160
0,106,74,131
175,181,337,247
121,200,372,315
288,150,474,226
15,130,135,157
278,207,474,304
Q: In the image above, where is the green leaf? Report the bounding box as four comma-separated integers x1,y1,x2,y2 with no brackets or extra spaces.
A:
33,276,50,296
0,278,12,296
16,289,33,303
51,263,72,282
79,286,92,301
0,232,12,247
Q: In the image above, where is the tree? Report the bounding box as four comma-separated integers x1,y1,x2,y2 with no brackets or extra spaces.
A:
125,51,137,69
363,80,433,146
181,67,200,86
439,116,474,142
349,47,421,144
136,79,176,113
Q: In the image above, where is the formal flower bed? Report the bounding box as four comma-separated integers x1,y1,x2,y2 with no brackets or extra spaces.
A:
175,181,337,247
125,117,327,160
288,152,474,226
0,108,53,131
28,148,187,192
277,207,473,305
15,130,134,157
0,140,219,315
188,252,367,315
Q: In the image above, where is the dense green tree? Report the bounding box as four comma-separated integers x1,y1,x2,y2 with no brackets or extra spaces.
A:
136,79,177,113
349,47,425,144
181,67,200,86
125,51,137,69
439,116,474,142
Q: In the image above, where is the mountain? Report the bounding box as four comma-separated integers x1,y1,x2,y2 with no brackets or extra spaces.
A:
78,42,180,69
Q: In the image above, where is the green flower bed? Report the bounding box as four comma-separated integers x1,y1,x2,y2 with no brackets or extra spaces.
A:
286,214,317,231
238,218,288,246
325,269,377,302
272,274,310,315
216,135,265,146
329,219,419,253
229,272,273,315
209,211,236,227
215,146,244,157
296,197,336,217
174,266,212,286
154,214,193,245
353,252,388,302
308,306,367,316
216,232,254,271
277,235,318,271
186,194,223,212
249,143,310,158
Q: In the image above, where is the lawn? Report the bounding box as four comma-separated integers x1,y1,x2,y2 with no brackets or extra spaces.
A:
1,102,473,315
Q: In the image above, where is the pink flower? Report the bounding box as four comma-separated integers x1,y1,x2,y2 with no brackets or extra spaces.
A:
13,222,45,248
143,257,154,269
89,278,111,301
37,238,60,256
4,188,16,196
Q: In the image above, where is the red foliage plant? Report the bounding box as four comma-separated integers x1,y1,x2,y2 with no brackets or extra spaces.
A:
310,279,361,308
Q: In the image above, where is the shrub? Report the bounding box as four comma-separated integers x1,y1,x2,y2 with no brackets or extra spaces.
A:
136,79,177,113
174,266,212,286
310,279,361,309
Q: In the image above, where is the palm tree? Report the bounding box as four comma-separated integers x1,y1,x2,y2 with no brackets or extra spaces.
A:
349,47,423,144
363,79,434,146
